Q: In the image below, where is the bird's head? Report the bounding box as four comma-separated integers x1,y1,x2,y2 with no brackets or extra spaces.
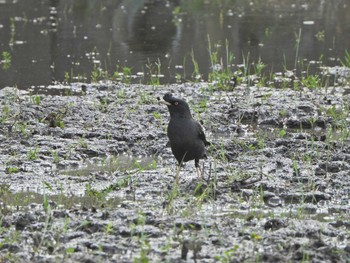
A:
158,93,192,119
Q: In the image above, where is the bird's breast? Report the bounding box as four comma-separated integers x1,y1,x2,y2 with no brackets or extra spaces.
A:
167,118,195,142
167,118,206,162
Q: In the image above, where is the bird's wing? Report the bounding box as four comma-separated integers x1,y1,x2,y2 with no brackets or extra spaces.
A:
196,122,210,146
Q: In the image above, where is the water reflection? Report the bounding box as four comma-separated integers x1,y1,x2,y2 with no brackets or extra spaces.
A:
113,0,178,53
0,0,349,88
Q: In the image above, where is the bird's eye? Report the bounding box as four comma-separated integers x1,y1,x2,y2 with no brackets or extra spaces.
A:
174,102,179,106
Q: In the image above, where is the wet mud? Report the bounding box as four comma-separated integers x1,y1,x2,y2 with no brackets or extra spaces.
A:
0,83,349,262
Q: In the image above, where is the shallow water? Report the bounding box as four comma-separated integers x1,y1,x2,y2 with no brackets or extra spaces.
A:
0,0,349,88
58,154,157,176
0,186,122,211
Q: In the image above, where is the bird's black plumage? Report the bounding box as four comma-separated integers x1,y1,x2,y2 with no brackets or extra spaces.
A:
160,93,209,178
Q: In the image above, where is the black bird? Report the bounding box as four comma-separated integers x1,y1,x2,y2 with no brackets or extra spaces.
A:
159,93,209,178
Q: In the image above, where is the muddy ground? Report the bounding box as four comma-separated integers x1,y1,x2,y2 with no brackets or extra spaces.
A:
0,82,349,262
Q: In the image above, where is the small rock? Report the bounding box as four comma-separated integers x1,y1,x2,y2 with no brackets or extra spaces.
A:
15,212,36,230
264,218,286,230
267,196,283,207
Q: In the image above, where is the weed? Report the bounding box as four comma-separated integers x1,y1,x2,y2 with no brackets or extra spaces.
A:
104,222,114,235
116,89,127,100
0,105,11,123
253,59,267,87
65,247,75,254
50,150,60,163
175,73,182,82
250,232,262,241
191,49,201,81
294,28,302,68
44,112,65,128
138,90,153,104
208,37,235,90
134,159,157,171
84,183,110,207
163,180,180,215
146,58,162,86
340,49,350,68
278,128,287,138
301,74,321,89
214,245,239,263
134,238,151,263
31,95,41,105
113,65,133,83
98,97,109,112
9,17,15,47
64,71,70,83
5,166,19,174
91,64,109,82
264,27,271,38
15,121,29,136
315,30,325,42
152,111,161,120
1,51,12,70
27,147,39,161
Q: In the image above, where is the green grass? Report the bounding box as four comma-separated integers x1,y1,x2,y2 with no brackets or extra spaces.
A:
52,35,350,91
208,37,236,90
340,49,350,68
27,147,39,160
1,51,12,70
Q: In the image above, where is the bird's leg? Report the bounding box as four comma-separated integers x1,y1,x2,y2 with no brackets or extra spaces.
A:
195,159,202,179
175,162,182,185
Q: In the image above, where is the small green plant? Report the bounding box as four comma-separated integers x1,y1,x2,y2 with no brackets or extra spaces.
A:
45,113,65,128
91,64,108,82
152,111,161,120
340,49,350,68
191,49,201,81
146,59,162,86
138,90,153,104
250,232,262,241
208,37,235,90
66,247,75,254
31,95,41,105
104,222,114,235
6,166,19,173
278,128,286,138
84,183,110,207
9,17,15,46
264,27,271,38
0,105,11,123
64,71,71,83
242,52,251,81
28,147,39,160
294,28,302,68
50,150,60,163
77,137,88,148
1,51,12,70
254,59,266,76
301,74,321,89
315,30,325,42
164,182,180,214
214,246,239,263
98,97,109,112
254,59,267,87
134,239,151,263
113,65,133,83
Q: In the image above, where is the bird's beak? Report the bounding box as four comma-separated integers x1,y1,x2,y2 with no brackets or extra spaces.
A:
157,97,171,106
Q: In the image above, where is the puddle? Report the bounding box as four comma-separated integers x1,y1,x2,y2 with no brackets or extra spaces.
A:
58,155,157,176
205,203,347,223
0,185,122,213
